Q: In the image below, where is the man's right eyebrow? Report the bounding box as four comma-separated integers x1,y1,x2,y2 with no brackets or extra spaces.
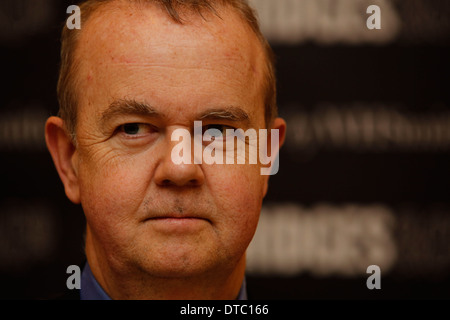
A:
100,99,161,124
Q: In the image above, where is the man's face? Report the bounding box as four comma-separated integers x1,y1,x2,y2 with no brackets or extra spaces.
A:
72,3,270,278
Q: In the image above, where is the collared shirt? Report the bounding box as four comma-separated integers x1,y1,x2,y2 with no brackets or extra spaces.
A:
80,262,247,300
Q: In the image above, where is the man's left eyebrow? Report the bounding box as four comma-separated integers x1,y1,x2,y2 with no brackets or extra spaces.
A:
197,107,251,125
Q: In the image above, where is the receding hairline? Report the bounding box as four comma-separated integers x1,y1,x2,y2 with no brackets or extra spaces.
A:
77,0,265,52
73,0,267,55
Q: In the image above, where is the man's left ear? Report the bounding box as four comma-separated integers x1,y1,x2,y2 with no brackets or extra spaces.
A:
262,117,287,197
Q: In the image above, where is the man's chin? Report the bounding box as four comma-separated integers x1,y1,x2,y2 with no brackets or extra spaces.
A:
137,260,220,279
132,246,228,279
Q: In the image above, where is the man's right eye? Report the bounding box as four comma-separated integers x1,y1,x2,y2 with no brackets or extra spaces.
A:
122,123,141,135
117,123,154,136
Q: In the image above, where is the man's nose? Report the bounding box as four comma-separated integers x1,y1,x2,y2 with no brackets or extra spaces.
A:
153,135,205,188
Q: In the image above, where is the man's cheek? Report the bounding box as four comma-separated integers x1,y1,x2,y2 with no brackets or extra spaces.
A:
217,179,261,221
80,166,143,216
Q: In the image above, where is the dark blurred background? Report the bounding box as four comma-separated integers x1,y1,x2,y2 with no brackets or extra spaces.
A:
1,0,449,299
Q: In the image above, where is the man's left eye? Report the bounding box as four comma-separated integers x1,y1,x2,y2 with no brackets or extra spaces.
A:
203,124,234,138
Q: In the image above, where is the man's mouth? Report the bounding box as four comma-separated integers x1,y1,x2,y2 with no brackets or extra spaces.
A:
144,213,210,222
143,214,210,233
147,216,207,221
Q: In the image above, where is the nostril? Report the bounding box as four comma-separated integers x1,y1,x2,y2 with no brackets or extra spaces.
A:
189,179,199,186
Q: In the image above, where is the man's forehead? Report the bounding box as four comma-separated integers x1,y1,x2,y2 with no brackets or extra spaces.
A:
78,1,262,59
73,0,267,127
75,1,266,92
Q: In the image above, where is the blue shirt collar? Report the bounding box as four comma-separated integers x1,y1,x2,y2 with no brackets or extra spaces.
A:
81,262,247,300
80,262,112,300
